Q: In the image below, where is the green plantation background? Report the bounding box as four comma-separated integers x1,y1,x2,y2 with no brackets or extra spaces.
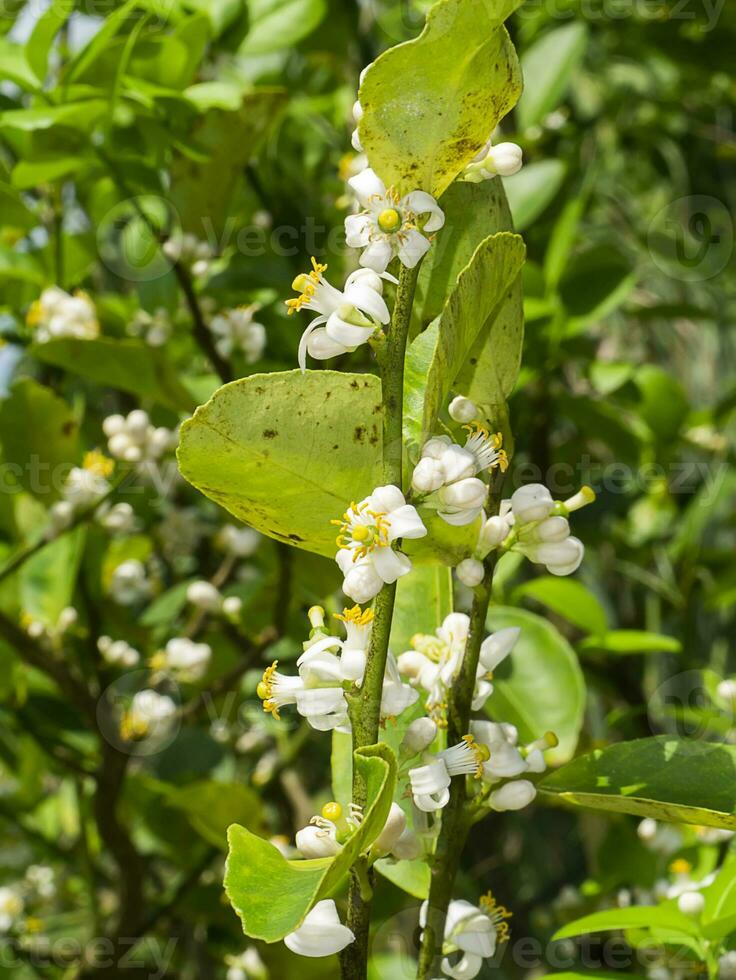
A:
0,0,734,977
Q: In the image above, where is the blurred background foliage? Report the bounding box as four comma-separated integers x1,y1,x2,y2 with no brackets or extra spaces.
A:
0,0,734,977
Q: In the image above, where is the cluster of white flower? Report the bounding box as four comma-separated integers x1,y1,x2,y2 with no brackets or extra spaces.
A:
162,233,215,277
258,605,416,732
98,635,140,668
127,306,172,347
208,305,266,362
186,580,242,619
150,637,212,682
332,485,427,603
103,410,178,466
120,689,177,741
26,287,99,343
25,865,55,900
48,450,114,534
108,559,152,605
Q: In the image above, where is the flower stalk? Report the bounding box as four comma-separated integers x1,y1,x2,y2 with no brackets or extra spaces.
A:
340,260,421,980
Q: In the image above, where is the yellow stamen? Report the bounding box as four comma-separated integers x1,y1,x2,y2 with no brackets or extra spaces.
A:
258,661,281,719
479,890,513,942
83,449,114,478
670,858,692,875
149,652,166,671
462,734,489,777
334,605,374,627
26,299,44,327
285,257,328,315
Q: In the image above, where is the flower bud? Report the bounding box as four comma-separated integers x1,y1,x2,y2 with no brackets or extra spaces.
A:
422,436,453,460
222,596,242,618
487,142,523,177
342,563,382,604
511,484,554,523
448,396,478,423
438,477,487,511
637,817,658,841
411,457,446,494
479,626,520,671
126,410,150,438
102,414,125,437
456,558,484,588
677,891,705,917
536,536,584,576
479,515,512,550
530,515,570,543
186,581,222,612
373,802,407,855
401,717,438,754
489,779,537,812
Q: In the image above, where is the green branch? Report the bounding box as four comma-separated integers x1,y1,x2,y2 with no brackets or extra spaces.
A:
340,260,421,980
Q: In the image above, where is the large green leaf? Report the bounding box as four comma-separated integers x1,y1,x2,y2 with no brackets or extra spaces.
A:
0,379,79,503
178,371,382,558
702,856,736,941
517,23,589,131
404,232,525,450
540,737,736,830
389,563,453,655
579,630,682,656
225,743,396,942
512,577,608,636
358,0,522,197
485,606,585,763
32,338,195,413
163,780,266,848
21,528,87,627
504,160,567,230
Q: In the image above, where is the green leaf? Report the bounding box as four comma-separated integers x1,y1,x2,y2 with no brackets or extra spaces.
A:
21,529,86,628
553,904,700,942
0,101,109,133
539,736,736,830
225,743,396,941
32,338,195,413
485,607,585,763
11,156,91,190
513,577,608,636
358,0,522,197
65,0,140,83
517,23,589,131
0,379,79,503
415,172,514,327
559,244,637,329
404,232,526,450
504,160,567,231
182,0,245,36
375,858,430,900
0,39,41,91
178,371,382,559
634,365,690,441
702,855,736,940
25,0,71,83
239,0,328,55
389,564,453,655
579,630,682,655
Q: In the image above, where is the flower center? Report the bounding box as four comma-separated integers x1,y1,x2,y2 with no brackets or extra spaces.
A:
335,605,374,627
332,501,390,559
377,207,402,233
463,422,509,473
285,257,328,315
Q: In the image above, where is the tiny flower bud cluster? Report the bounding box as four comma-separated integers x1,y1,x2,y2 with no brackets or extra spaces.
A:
103,410,178,466
26,287,99,343
150,637,212,682
98,635,140,668
207,305,266,362
186,580,242,619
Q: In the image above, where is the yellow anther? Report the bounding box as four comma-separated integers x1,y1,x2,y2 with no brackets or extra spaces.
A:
258,661,281,718
544,731,559,748
377,207,402,233
670,858,692,875
321,801,343,823
26,300,43,327
292,273,311,292
335,605,374,627
149,652,166,672
83,450,114,478
480,890,513,940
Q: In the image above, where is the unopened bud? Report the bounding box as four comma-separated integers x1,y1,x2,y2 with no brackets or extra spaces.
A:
448,396,478,424
401,717,438,754
455,558,484,588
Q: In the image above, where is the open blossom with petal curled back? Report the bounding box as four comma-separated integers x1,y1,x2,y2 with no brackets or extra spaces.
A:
333,485,427,603
150,637,212,682
27,286,99,343
478,484,595,576
208,305,266,362
463,137,523,182
284,899,355,958
398,614,520,722
345,168,445,273
470,721,557,787
409,735,489,812
286,258,394,371
420,892,512,980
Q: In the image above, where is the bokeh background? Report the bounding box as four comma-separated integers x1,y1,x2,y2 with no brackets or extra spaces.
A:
0,0,734,977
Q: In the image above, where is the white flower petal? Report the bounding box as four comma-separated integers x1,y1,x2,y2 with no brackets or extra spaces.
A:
348,167,387,207
370,546,411,584
387,504,427,541
344,213,373,248
359,238,394,274
325,311,375,348
402,191,446,232
397,228,432,269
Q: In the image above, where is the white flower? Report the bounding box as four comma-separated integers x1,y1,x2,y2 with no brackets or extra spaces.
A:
438,478,488,526
333,485,426,603
470,720,526,781
409,736,488,812
208,305,266,362
456,558,485,588
122,690,177,740
284,899,355,957
448,396,479,424
186,580,223,613
153,638,212,681
98,635,140,668
295,819,342,859
479,515,511,550
332,604,374,681
163,233,214,272
223,596,243,619
226,948,267,980
346,168,445,273
128,307,171,347
286,258,393,371
372,802,407,856
109,559,151,605
99,502,137,534
463,139,523,182
411,456,447,494
489,779,536,812
717,679,736,706
719,952,736,980
27,287,99,343
510,484,554,523
103,410,177,466
0,887,23,932
420,892,512,980
381,652,419,719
